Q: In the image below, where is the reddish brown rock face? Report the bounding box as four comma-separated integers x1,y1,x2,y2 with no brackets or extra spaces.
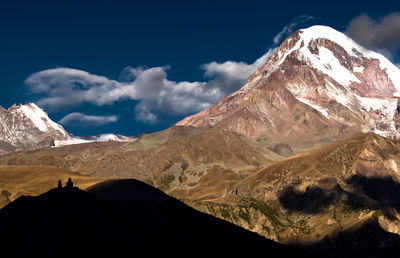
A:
177,26,400,148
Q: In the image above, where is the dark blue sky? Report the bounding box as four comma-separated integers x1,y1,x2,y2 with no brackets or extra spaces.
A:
1,0,399,136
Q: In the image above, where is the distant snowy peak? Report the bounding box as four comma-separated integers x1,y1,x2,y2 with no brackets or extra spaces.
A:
95,133,137,142
87,133,136,142
54,133,136,147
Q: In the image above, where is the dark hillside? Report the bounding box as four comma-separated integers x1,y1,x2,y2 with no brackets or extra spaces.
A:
0,179,309,257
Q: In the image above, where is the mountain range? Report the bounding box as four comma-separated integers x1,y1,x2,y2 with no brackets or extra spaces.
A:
1,25,400,257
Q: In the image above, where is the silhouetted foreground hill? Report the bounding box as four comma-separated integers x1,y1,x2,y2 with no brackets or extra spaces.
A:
0,179,310,257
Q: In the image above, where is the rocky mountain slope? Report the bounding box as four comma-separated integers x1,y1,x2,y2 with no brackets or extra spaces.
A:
187,133,400,249
177,25,400,152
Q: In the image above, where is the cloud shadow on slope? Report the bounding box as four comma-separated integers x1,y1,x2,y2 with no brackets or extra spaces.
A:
277,184,343,214
278,173,400,214
347,175,400,211
278,176,400,257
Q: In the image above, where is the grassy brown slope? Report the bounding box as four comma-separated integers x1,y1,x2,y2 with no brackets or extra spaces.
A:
0,165,107,208
0,141,126,175
186,133,400,245
0,126,284,200
236,132,400,200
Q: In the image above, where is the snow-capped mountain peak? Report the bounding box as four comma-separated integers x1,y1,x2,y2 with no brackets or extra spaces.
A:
53,133,136,147
177,25,400,146
291,25,399,91
16,103,68,136
247,25,400,96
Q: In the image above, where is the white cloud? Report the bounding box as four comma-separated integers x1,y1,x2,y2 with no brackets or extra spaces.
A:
26,48,276,124
26,66,225,123
25,17,311,124
59,112,118,127
199,47,277,96
201,48,277,80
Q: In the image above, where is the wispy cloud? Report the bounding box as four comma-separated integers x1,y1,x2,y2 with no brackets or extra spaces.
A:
273,15,314,46
346,12,400,57
59,112,118,127
26,67,222,124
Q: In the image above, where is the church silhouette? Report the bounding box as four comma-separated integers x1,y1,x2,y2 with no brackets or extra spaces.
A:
57,178,74,189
